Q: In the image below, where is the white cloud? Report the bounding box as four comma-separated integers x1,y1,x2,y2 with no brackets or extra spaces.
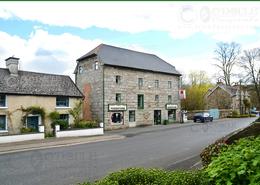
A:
0,29,102,80
1,2,260,40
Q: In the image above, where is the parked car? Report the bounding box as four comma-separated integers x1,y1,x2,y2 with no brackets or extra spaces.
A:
193,112,213,123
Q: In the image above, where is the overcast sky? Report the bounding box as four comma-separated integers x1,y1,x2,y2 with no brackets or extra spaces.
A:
0,2,260,82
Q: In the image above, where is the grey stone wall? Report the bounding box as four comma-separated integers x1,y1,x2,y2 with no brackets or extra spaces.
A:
103,66,181,130
75,57,104,122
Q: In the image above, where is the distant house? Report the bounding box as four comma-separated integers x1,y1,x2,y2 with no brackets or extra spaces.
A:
205,83,250,112
0,57,83,135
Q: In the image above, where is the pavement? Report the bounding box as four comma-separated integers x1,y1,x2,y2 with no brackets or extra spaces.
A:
0,120,199,155
0,134,125,155
0,117,256,185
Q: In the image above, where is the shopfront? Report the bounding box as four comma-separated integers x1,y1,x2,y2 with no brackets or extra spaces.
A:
108,104,127,125
166,104,177,122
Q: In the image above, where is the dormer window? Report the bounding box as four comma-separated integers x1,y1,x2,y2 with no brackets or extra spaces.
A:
0,95,6,107
56,96,69,107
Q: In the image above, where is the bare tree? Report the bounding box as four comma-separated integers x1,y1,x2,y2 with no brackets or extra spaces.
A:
214,42,241,86
188,70,211,86
239,48,260,107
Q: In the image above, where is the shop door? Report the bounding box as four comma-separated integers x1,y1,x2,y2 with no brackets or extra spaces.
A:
154,110,161,125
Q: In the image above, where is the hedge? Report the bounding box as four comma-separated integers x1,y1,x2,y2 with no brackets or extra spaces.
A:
206,136,260,185
79,168,209,185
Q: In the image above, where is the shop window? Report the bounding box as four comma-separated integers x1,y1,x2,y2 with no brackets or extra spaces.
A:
111,112,123,124
129,110,135,122
137,94,144,109
168,110,176,122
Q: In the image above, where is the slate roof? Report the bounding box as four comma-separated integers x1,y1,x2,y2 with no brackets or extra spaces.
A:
206,84,239,98
0,68,83,98
220,85,238,96
77,44,181,76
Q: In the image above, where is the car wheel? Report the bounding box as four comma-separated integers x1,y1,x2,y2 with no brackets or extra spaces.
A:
193,119,196,122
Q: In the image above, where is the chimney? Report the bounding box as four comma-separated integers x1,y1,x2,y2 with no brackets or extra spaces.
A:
5,56,19,76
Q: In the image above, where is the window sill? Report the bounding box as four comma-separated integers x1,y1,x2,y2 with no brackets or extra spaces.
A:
0,107,8,109
0,130,8,133
55,107,71,109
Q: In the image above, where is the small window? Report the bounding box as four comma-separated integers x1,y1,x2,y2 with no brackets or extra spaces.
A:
168,81,172,89
94,61,99,70
0,115,7,131
137,94,144,109
168,95,172,103
155,95,159,102
116,93,121,103
0,95,6,107
59,114,69,124
78,66,83,74
129,110,135,122
116,75,121,85
56,96,69,107
155,80,159,88
138,78,143,89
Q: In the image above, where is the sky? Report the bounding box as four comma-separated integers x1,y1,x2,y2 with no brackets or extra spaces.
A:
0,1,260,83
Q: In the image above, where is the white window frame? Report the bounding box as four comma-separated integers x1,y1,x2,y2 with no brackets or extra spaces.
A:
0,95,8,109
0,115,8,132
56,96,70,109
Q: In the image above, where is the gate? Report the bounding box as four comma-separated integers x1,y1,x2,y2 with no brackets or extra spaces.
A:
209,109,219,119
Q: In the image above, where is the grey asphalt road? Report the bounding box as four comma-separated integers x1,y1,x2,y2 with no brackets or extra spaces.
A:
0,118,256,185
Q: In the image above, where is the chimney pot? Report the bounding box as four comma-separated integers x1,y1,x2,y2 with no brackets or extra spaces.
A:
5,57,19,76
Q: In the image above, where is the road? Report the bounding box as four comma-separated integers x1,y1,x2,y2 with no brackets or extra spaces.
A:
0,118,256,185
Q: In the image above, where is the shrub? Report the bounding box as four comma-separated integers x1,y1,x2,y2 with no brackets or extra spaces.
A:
51,120,69,130
232,110,239,116
74,120,98,129
155,170,209,185
49,111,60,121
45,132,54,138
20,127,36,133
200,138,228,166
206,136,260,185
80,168,209,185
163,120,169,125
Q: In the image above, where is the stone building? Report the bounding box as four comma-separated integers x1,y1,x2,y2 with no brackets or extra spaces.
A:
75,44,182,130
205,83,250,112
0,57,83,135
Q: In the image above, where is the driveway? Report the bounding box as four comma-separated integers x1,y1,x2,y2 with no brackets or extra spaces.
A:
0,118,256,185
